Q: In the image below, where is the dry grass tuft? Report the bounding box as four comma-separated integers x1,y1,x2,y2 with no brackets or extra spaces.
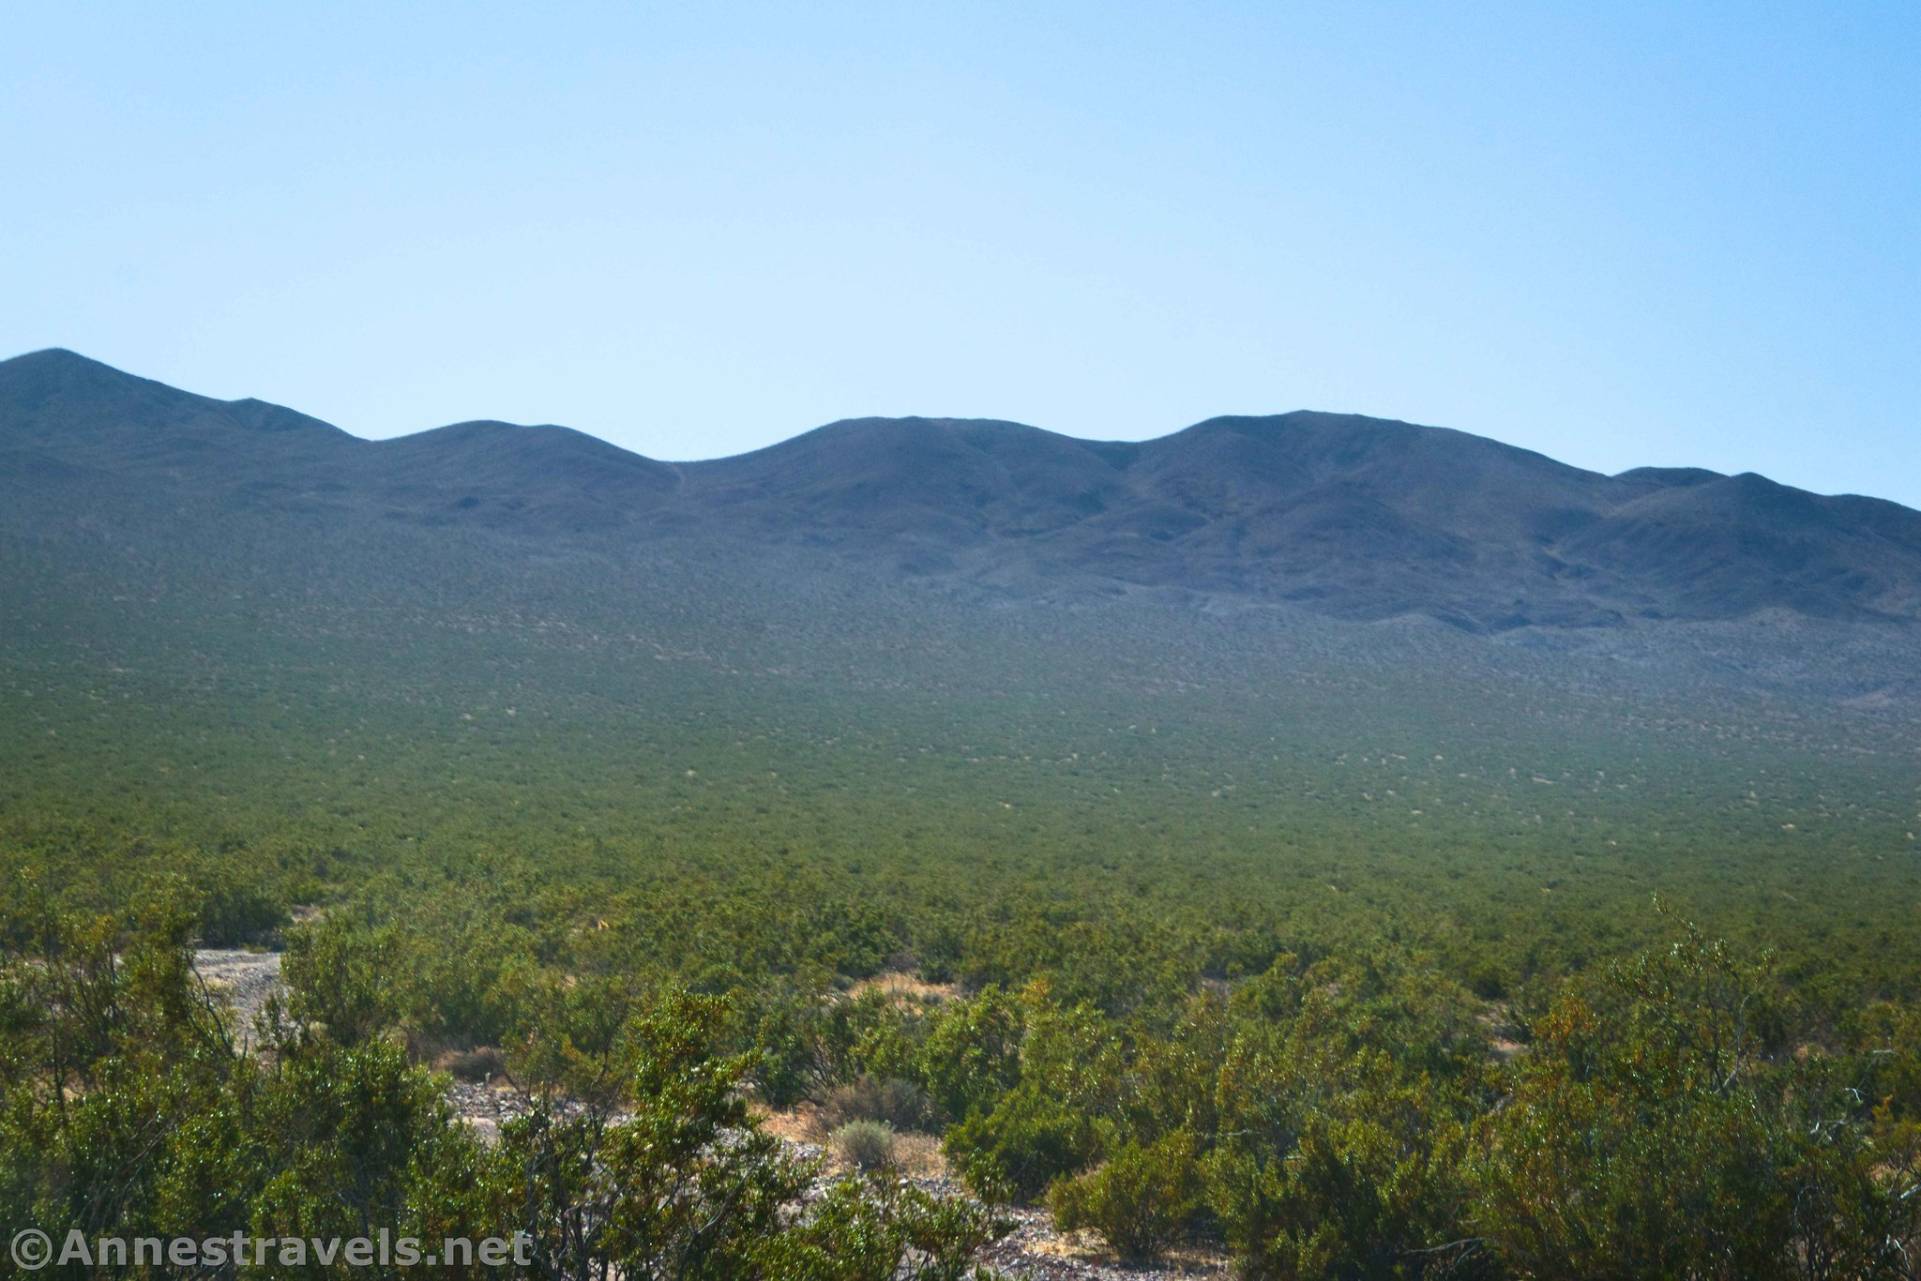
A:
434,1046,507,1082
846,971,960,1005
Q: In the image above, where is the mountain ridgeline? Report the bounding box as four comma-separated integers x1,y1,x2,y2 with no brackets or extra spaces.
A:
6,346,1920,639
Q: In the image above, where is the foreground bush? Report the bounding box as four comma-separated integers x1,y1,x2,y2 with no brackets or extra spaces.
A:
1048,1129,1203,1263
0,893,1002,1280
1475,926,1921,1280
9,865,1920,1281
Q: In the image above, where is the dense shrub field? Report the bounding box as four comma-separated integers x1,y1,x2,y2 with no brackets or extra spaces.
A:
3,550,1919,1276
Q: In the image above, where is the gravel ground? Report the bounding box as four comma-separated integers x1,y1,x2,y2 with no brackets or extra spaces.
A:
192,948,283,1048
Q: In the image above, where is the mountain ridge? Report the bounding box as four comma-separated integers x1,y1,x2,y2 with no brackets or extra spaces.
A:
0,347,1865,495
5,346,1920,634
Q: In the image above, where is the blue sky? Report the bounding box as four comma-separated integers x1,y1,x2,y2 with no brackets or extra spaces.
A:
5,2,1916,503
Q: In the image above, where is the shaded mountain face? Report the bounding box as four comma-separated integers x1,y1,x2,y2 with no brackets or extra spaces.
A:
361,423,680,534
5,347,1920,632
0,347,351,475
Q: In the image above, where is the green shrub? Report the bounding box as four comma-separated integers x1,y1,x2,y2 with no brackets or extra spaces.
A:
191,869,288,947
1048,1129,1202,1262
759,1175,1000,1280
917,987,1023,1122
832,1119,899,1172
1203,957,1488,1279
945,1084,1100,1204
1473,928,1918,1280
280,917,393,1046
750,990,829,1107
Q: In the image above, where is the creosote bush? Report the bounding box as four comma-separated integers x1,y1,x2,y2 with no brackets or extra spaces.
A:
1047,1129,1203,1263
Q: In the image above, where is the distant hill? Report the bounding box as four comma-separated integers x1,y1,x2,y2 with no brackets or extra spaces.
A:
6,347,1921,642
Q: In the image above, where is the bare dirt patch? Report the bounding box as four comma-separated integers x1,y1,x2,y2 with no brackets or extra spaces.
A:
192,948,283,1048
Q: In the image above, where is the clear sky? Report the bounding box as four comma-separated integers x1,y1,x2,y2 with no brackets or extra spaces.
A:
5,2,1916,504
